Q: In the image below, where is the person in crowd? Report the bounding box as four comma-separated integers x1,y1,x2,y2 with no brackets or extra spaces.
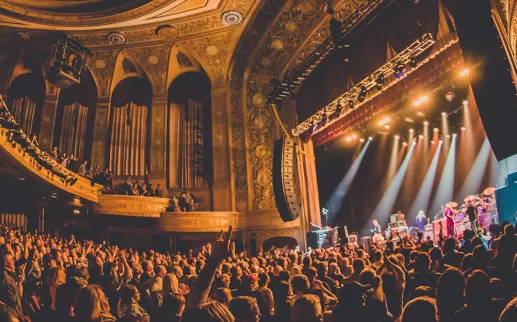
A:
75,284,117,322
78,160,88,177
229,296,260,322
435,268,465,322
118,285,150,322
155,184,164,198
60,152,69,167
29,133,38,146
401,296,437,322
50,146,58,160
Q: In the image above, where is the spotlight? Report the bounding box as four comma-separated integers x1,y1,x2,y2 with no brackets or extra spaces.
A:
345,136,352,142
384,124,390,130
441,112,447,117
413,95,428,107
351,133,358,139
433,128,439,132
394,62,405,79
378,117,390,126
368,137,373,141
418,134,424,139
444,89,455,102
375,75,385,90
462,100,468,105
403,142,408,147
446,134,451,138
409,56,417,68
409,129,414,133
439,139,443,143
459,68,470,77
358,86,367,102
452,133,457,137
423,121,429,125
431,140,435,144
394,135,400,140
461,127,466,131
348,100,355,108
359,138,365,142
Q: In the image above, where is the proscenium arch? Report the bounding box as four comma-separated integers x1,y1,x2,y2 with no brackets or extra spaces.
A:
52,68,98,161
166,72,213,189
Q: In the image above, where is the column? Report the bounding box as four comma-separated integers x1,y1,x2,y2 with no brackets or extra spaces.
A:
149,95,167,188
211,87,232,210
91,97,110,170
38,94,58,151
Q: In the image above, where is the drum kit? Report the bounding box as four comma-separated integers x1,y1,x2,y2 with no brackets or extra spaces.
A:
456,187,496,215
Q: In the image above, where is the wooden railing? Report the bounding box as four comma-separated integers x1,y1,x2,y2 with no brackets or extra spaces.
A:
93,194,171,218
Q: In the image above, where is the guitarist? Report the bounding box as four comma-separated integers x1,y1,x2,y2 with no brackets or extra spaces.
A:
444,203,456,238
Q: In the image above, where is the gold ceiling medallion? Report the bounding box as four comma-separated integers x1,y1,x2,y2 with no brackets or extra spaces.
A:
221,10,243,25
107,32,127,45
155,25,179,40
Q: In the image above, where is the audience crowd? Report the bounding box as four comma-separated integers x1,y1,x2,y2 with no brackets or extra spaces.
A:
1,221,517,322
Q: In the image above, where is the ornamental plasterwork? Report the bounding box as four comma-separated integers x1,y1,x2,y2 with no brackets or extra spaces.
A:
245,0,329,210
126,45,171,96
87,50,119,97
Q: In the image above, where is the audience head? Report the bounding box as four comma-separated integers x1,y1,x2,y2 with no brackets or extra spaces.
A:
228,296,260,322
401,297,437,322
183,301,234,322
291,295,323,322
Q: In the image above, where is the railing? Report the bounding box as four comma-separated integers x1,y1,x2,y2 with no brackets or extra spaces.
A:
0,95,103,202
93,194,171,218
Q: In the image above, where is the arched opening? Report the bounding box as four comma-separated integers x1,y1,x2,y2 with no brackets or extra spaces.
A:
262,236,298,252
53,70,97,161
6,72,45,135
107,77,152,177
167,72,212,189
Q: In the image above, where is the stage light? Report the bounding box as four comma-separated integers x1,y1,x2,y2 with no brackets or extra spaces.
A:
348,100,355,108
462,100,468,105
394,62,405,79
413,95,428,107
419,135,424,139
446,135,451,138
345,136,352,142
431,140,435,144
351,133,358,139
444,89,455,102
359,138,365,142
368,137,373,141
409,56,417,68
433,128,439,132
441,112,447,117
358,86,367,102
409,129,414,133
394,135,400,140
384,124,390,130
376,75,385,90
403,142,408,147
461,127,466,131
424,121,429,125
460,68,470,77
378,117,390,126
452,133,457,137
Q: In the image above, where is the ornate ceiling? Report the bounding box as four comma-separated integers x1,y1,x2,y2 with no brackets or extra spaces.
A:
0,0,225,31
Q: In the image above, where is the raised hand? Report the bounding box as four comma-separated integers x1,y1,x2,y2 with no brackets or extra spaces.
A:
210,226,233,260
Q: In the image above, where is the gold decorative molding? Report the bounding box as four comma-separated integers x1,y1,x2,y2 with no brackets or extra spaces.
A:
0,128,103,202
93,194,171,218
158,209,301,232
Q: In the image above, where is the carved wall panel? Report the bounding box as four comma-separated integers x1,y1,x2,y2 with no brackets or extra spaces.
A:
88,50,118,98
150,96,167,177
93,195,170,218
211,87,230,183
126,45,171,96
38,95,58,152
91,99,110,170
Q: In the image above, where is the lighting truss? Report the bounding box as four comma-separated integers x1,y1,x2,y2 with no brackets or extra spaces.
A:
269,0,388,102
292,33,436,136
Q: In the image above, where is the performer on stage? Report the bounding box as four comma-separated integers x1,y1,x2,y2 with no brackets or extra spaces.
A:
372,220,381,235
466,199,479,233
444,203,456,238
416,210,426,231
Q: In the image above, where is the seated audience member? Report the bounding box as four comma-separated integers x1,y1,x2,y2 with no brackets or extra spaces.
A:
155,184,164,197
